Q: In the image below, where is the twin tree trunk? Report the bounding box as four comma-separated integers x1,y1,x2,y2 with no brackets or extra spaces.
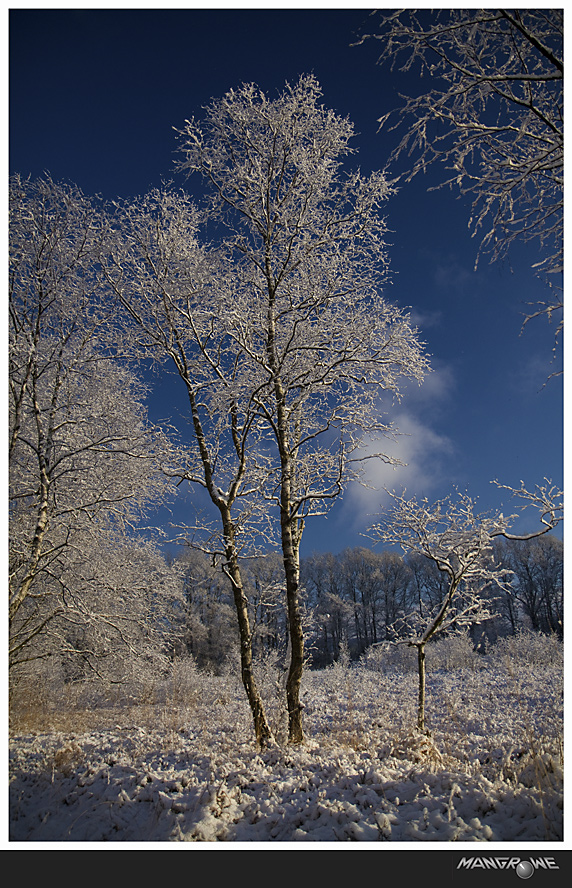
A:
9,376,55,636
218,498,304,747
217,498,305,746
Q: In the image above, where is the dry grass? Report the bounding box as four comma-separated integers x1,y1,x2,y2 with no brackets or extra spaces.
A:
10,683,101,735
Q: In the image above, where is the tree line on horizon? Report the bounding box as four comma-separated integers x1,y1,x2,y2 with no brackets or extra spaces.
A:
173,537,563,674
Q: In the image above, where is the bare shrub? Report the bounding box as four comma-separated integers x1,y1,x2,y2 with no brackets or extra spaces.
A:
491,630,563,668
425,632,480,672
360,642,417,674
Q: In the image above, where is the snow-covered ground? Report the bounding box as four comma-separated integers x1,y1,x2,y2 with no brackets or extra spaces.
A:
9,650,563,844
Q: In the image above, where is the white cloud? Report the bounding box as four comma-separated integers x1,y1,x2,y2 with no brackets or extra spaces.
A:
347,411,454,510
336,364,457,535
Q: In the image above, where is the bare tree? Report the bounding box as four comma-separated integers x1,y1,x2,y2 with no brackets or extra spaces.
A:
104,187,275,747
346,548,413,649
368,480,562,731
369,491,508,731
359,9,563,341
9,175,172,671
176,74,429,742
495,534,563,637
301,552,354,667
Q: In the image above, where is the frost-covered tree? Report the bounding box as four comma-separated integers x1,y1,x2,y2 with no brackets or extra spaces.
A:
104,187,275,747
176,74,429,742
9,175,173,672
360,9,563,339
368,481,562,731
13,534,185,687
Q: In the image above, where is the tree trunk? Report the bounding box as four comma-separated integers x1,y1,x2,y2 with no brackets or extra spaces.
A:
9,468,50,627
281,514,305,744
10,371,57,629
222,516,274,749
416,642,427,732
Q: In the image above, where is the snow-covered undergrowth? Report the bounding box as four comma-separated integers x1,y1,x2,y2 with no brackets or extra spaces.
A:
9,639,563,843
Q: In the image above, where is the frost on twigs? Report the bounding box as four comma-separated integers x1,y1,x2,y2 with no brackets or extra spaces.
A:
9,175,179,678
490,478,563,541
357,9,563,343
366,480,562,731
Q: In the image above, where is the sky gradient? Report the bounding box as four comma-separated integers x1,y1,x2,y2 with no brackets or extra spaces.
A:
9,6,564,557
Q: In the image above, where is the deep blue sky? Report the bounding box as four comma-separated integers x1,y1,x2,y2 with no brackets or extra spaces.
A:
9,6,563,557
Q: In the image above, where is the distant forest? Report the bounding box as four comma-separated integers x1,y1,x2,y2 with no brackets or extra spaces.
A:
177,537,563,673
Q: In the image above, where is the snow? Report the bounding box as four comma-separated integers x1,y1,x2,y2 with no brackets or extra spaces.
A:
8,655,563,845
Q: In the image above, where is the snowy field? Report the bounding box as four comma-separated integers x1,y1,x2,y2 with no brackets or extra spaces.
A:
9,641,563,844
